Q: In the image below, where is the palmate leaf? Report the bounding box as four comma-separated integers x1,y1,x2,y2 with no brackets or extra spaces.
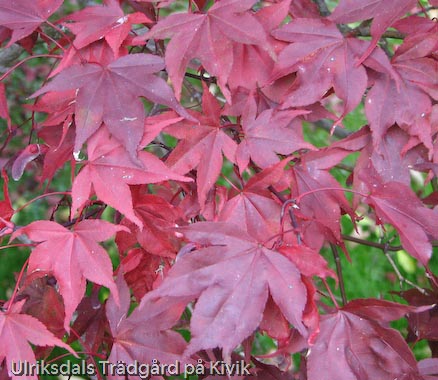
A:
366,182,438,266
140,221,308,360
106,275,188,379
31,53,190,157
137,0,271,101
329,0,417,63
71,128,190,227
62,0,150,55
365,41,438,151
272,18,396,121
307,299,426,380
11,219,128,330
0,0,63,46
164,87,237,209
0,302,75,380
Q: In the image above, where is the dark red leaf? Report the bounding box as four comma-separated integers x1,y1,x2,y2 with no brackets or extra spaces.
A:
71,128,190,227
366,182,438,265
308,309,419,380
138,0,271,101
164,87,237,209
106,275,188,376
11,219,128,330
0,301,75,380
32,53,190,156
143,221,308,359
0,0,63,46
329,0,416,63
63,0,151,55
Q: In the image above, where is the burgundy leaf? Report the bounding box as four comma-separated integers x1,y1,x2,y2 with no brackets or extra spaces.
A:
142,221,308,359
366,182,438,265
0,0,63,46
11,219,128,330
63,0,150,55
308,309,420,380
32,54,190,156
138,0,271,101
329,0,416,63
0,301,75,380
71,128,190,227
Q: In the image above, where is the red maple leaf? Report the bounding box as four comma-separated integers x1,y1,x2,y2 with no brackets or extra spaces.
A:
236,99,312,172
307,299,424,380
106,275,188,375
11,219,128,330
71,128,190,227
272,18,395,121
0,301,75,380
329,0,417,63
120,247,170,301
0,0,63,46
31,53,190,156
62,0,150,56
218,160,290,243
290,149,354,249
227,0,291,92
366,182,438,265
365,39,437,151
137,0,271,101
117,190,184,257
164,87,237,209
143,221,308,359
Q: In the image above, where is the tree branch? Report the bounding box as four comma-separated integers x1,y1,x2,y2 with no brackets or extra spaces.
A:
0,44,24,74
314,119,353,139
313,0,331,17
330,243,347,305
349,26,405,40
342,234,403,251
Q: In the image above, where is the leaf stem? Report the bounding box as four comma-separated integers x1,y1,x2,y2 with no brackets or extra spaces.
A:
0,243,35,251
14,191,71,214
0,54,62,82
330,243,347,305
295,187,368,204
342,234,402,251
322,278,339,309
6,258,29,313
270,186,302,244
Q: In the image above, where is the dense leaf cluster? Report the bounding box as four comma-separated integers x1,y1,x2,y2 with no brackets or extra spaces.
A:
0,0,438,379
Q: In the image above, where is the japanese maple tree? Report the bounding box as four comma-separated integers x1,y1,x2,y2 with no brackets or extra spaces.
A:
0,0,438,379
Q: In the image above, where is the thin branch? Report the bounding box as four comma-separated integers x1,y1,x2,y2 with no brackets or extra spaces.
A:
349,26,405,40
342,234,403,251
0,44,24,74
330,243,347,305
382,243,427,295
313,0,330,17
185,71,217,85
314,119,353,139
269,186,302,244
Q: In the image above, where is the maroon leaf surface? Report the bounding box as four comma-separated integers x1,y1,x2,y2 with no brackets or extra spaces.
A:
32,54,189,155
307,306,420,380
329,0,416,63
106,275,188,378
11,219,128,330
0,301,75,380
0,0,63,46
142,221,308,359
139,0,271,101
71,128,190,227
366,182,438,265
